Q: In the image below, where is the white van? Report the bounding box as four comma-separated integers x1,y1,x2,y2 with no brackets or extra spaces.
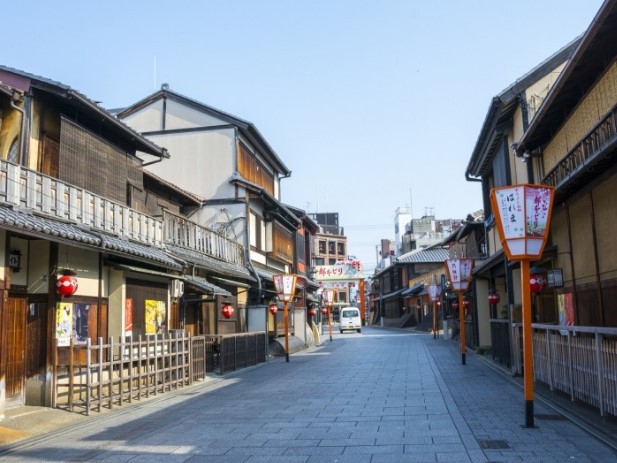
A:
339,307,362,333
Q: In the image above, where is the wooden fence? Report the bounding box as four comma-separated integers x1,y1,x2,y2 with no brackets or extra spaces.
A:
511,323,617,417
204,332,267,375
53,332,206,415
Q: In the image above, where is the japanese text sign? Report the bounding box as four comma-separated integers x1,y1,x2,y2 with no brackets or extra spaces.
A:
490,184,555,260
273,274,297,302
315,263,362,280
445,258,473,292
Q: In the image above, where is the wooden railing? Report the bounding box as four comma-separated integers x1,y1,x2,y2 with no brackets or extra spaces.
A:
52,332,206,415
163,210,245,266
543,106,617,188
0,159,163,246
0,159,246,267
510,323,617,418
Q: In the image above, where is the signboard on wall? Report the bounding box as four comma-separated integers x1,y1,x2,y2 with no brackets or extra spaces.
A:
145,299,166,334
125,298,134,337
56,302,73,346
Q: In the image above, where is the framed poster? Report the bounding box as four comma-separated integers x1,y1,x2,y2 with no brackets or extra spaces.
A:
145,299,166,334
56,302,73,346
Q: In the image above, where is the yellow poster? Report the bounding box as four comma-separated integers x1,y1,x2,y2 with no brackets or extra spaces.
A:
145,299,166,334
56,302,73,346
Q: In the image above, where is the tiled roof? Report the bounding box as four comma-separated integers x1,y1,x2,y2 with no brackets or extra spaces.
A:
396,247,449,264
164,243,254,281
101,235,183,270
184,276,232,296
0,206,183,270
0,207,100,246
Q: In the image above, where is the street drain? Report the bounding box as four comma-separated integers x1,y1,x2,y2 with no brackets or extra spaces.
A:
536,414,567,421
478,439,510,449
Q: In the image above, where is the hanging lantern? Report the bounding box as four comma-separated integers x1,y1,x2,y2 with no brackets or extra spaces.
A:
320,307,327,315
463,298,471,309
221,303,235,319
451,300,458,310
436,301,441,307
488,291,500,305
268,303,278,315
530,274,547,294
56,274,78,297
308,308,316,316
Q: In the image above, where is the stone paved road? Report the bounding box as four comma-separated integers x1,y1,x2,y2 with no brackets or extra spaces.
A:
1,327,616,462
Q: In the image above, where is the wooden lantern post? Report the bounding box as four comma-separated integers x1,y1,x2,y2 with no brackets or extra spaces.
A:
273,274,298,363
323,288,335,343
490,184,555,428
445,258,473,365
428,281,442,339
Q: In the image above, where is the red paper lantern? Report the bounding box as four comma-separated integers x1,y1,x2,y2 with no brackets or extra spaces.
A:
56,274,78,297
451,301,459,310
308,308,316,316
488,292,500,305
268,304,278,314
463,298,471,309
320,307,327,315
530,274,547,294
221,303,235,319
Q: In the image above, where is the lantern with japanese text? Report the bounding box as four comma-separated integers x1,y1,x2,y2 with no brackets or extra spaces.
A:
445,258,474,366
56,274,78,297
221,303,234,319
308,308,316,316
320,307,327,315
273,274,298,363
490,183,555,429
268,303,278,315
488,291,500,305
530,274,547,294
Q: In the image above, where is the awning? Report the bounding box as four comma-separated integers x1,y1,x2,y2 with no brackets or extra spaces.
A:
380,288,405,301
184,276,231,296
164,243,254,281
401,282,424,296
210,276,251,289
107,262,181,279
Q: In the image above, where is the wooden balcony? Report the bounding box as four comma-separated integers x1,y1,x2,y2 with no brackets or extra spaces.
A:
0,160,163,246
542,106,617,200
0,159,245,268
163,210,245,266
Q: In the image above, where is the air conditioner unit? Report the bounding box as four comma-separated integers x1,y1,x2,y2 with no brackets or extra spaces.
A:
171,279,184,298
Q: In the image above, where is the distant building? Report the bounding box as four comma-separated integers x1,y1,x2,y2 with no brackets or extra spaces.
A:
309,212,347,267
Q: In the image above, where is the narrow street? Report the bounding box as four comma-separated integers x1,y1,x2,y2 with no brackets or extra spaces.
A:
1,327,616,463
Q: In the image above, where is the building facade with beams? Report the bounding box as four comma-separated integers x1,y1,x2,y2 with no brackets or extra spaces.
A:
464,37,581,358
0,67,253,416
116,86,320,344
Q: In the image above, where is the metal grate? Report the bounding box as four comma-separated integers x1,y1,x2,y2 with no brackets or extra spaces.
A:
478,440,510,449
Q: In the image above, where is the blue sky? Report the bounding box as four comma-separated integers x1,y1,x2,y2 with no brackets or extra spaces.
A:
4,1,604,272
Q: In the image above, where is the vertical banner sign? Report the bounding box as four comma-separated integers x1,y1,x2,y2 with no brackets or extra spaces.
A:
73,304,90,344
125,298,134,337
145,300,167,334
56,302,73,346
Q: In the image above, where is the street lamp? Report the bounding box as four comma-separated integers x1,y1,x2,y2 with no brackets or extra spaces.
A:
273,274,298,363
428,281,441,339
490,183,555,428
445,258,473,365
323,288,334,343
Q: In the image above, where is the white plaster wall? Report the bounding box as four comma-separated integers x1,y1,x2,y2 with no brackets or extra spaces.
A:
121,100,164,132
145,129,236,200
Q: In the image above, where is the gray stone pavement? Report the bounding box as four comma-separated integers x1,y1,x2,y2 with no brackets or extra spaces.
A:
0,326,616,462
